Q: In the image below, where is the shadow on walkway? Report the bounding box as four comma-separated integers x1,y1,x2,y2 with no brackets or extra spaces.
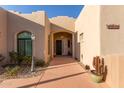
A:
18,72,86,88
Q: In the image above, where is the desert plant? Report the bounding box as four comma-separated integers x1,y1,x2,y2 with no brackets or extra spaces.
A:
23,56,32,65
17,55,24,65
92,56,104,76
35,58,45,67
9,51,18,64
5,66,21,76
90,56,105,83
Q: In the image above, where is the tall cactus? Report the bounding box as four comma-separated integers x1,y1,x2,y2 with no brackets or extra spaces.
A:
92,56,104,75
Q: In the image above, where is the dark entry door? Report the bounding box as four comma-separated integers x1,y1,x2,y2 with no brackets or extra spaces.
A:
56,40,62,55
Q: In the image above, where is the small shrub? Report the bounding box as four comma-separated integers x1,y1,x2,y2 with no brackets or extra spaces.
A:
35,59,45,67
23,56,32,65
5,66,21,76
17,55,24,65
9,51,18,64
85,65,90,71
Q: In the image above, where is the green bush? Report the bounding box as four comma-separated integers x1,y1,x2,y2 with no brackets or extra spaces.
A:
23,56,32,65
9,51,45,67
9,51,28,65
35,59,45,67
5,66,21,76
17,55,24,65
9,51,18,64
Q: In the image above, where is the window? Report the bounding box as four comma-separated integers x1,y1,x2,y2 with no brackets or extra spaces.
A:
17,32,32,56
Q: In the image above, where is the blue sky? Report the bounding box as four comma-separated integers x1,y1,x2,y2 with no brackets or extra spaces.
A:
0,5,84,18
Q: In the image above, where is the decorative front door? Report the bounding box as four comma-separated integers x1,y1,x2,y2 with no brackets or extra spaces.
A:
56,40,62,55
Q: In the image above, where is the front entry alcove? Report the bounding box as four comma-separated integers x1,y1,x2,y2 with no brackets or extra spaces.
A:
53,32,72,57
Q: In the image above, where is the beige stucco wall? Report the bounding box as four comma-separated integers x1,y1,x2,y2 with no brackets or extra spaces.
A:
44,13,51,62
103,55,120,87
0,10,7,60
101,5,124,55
100,5,124,87
50,16,75,33
75,6,101,68
7,11,47,62
74,32,80,60
103,54,124,87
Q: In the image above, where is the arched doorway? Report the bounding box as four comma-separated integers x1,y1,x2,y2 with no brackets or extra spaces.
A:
53,32,72,56
17,31,32,56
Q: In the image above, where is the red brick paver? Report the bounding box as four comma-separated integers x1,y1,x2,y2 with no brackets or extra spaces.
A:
0,56,109,88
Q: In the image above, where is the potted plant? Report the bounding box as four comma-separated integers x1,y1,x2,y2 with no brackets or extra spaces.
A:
90,56,105,83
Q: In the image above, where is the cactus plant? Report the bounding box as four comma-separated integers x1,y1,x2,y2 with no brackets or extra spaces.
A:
91,56,105,83
92,56,104,75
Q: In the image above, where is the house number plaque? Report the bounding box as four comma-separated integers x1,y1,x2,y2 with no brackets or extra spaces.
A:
106,24,120,29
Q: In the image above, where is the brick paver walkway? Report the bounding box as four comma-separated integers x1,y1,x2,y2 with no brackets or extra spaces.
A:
0,56,109,88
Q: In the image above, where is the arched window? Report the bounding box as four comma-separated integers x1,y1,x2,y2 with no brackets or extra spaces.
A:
17,31,32,56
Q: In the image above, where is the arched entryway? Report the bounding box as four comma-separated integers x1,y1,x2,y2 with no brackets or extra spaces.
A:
53,32,72,57
17,31,32,56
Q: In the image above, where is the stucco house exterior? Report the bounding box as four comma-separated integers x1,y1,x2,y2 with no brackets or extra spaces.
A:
0,8,78,63
1,5,124,87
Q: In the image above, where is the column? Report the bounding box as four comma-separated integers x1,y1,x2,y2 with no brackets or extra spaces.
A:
72,34,75,58
51,33,54,58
